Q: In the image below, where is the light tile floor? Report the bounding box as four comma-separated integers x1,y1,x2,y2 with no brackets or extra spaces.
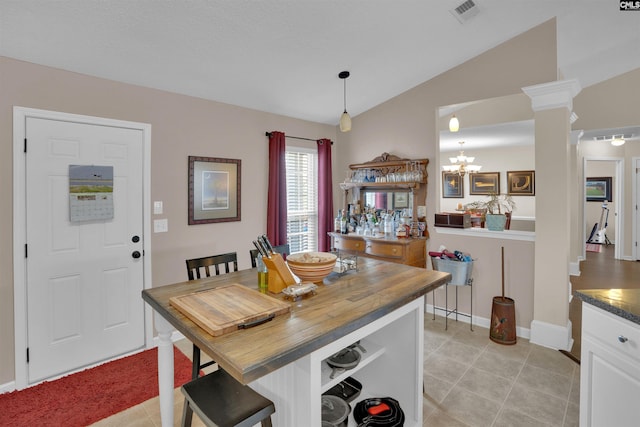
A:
422,315,580,427
91,315,580,426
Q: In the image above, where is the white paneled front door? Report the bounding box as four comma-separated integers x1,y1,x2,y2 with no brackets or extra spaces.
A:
23,115,146,384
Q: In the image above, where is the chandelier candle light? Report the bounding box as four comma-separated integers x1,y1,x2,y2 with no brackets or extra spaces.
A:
442,141,482,177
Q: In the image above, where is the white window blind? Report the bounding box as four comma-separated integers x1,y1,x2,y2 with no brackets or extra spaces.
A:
285,147,318,253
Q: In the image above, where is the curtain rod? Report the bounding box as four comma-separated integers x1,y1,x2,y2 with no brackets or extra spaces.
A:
265,132,332,144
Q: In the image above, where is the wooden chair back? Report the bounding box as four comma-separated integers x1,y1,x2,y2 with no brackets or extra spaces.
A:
186,252,238,280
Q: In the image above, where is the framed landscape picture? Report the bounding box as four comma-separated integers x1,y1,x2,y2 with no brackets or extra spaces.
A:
586,177,612,202
507,170,535,196
188,156,241,224
442,172,463,198
470,172,500,195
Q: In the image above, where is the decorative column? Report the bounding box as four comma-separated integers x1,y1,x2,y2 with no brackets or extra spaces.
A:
523,79,581,350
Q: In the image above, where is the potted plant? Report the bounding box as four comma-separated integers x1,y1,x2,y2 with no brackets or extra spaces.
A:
464,193,515,231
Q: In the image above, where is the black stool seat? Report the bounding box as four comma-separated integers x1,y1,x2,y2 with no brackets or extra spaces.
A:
181,369,275,427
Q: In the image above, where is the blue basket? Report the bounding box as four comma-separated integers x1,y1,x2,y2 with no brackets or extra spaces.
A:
431,257,473,286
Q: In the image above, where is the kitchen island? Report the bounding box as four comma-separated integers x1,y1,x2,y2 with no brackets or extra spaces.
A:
574,289,640,427
142,257,449,427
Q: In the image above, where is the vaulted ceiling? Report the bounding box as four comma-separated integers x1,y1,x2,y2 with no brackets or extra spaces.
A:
2,1,639,126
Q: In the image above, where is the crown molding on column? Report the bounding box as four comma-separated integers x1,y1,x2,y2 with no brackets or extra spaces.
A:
522,79,582,112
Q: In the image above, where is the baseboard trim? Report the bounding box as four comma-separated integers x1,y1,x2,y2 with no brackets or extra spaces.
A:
425,304,531,340
569,261,581,276
530,319,573,351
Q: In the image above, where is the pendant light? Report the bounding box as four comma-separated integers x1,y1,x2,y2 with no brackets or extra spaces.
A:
449,115,460,132
339,71,352,132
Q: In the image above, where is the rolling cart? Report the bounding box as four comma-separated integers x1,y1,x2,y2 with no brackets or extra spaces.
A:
431,257,474,330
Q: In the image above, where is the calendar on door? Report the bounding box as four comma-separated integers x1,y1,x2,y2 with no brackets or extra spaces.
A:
69,165,114,222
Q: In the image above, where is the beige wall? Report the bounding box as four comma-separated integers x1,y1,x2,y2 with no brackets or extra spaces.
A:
0,56,335,385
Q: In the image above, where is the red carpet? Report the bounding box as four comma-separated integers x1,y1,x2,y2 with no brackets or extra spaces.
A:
0,346,193,427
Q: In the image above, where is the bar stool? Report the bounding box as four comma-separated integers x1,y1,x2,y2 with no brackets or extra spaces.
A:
181,368,275,427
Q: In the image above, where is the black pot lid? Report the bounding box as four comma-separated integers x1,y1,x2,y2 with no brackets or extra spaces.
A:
327,347,361,369
321,395,350,424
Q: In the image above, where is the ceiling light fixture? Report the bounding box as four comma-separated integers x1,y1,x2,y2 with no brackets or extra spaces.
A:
449,115,460,132
442,141,481,177
611,135,625,146
339,71,351,132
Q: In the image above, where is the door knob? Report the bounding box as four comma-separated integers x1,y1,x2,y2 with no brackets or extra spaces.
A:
132,251,141,259
131,235,140,243
618,335,628,343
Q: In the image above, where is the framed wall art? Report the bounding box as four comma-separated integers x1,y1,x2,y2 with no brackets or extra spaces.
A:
469,172,500,195
507,170,535,196
586,176,612,202
188,156,241,224
442,171,464,198
393,192,409,208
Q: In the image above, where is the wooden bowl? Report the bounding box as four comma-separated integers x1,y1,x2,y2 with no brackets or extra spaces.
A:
286,252,337,283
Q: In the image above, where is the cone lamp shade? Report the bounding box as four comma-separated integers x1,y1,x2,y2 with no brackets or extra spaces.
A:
340,111,352,132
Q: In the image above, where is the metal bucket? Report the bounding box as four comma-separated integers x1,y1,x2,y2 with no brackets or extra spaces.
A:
489,296,516,345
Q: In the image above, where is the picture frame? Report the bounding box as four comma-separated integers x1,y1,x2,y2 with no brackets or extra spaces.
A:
469,172,500,195
188,156,241,224
507,170,535,196
442,172,464,198
393,192,409,208
586,176,612,202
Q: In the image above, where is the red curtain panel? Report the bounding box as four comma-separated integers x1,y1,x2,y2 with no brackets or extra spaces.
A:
267,131,287,245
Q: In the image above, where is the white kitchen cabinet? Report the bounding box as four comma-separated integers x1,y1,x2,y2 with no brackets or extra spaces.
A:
580,303,640,427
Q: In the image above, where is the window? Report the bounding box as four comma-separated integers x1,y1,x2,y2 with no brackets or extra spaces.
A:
286,147,318,253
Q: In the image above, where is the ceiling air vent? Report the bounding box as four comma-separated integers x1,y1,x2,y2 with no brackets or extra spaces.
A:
450,0,480,23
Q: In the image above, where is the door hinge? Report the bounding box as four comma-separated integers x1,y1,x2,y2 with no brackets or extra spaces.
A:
25,244,28,258
24,138,27,153
26,347,29,363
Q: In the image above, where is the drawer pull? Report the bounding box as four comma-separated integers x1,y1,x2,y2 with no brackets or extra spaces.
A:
618,335,628,343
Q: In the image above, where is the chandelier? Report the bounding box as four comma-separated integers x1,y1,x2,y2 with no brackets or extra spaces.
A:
442,141,481,177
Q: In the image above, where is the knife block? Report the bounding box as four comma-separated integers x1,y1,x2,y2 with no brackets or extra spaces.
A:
262,253,297,293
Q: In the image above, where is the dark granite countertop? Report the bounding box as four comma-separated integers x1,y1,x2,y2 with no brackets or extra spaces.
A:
575,289,640,326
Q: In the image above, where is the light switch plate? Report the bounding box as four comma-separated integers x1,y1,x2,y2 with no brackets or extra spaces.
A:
154,219,168,233
153,201,163,215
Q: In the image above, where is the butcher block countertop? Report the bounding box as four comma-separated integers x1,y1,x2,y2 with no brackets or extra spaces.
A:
142,257,450,384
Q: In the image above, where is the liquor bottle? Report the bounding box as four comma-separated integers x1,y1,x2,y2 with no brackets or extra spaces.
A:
340,209,348,234
334,210,341,233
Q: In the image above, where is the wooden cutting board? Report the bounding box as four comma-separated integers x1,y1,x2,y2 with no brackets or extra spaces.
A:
169,283,291,337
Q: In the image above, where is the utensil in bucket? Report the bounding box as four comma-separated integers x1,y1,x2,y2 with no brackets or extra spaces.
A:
490,247,516,345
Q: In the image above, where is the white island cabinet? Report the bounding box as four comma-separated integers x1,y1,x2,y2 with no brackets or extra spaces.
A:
580,303,640,427
251,296,424,426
